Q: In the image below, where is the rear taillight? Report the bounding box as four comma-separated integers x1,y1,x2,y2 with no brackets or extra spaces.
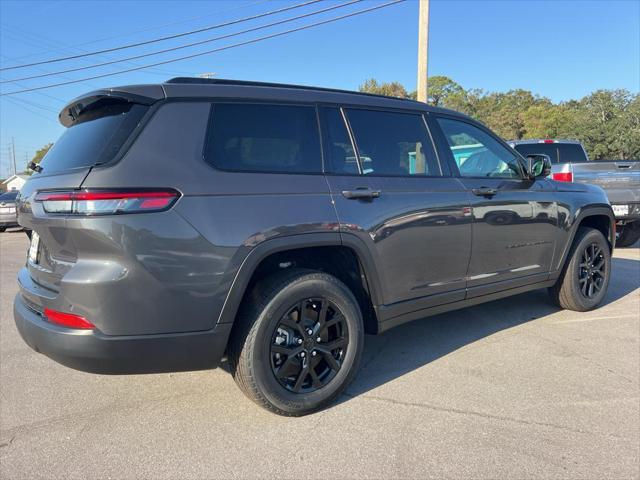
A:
44,308,95,329
542,139,556,144
34,189,179,215
552,172,573,182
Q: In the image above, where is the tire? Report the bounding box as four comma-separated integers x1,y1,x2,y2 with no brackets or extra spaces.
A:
228,269,364,416
0,227,6,233
549,227,611,311
615,222,640,248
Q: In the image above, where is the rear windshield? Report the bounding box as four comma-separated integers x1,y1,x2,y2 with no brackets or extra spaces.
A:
0,191,19,202
39,102,148,174
513,143,588,163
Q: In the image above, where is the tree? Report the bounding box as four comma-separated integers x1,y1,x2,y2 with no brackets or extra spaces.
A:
356,77,640,159
359,78,410,98
427,76,464,107
23,143,53,174
31,143,52,166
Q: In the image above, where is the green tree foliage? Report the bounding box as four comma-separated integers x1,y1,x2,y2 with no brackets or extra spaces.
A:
427,76,464,107
359,77,639,159
359,78,410,99
23,143,53,174
31,143,52,165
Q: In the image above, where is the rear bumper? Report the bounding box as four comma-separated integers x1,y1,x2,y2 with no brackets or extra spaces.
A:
0,212,18,227
14,293,232,374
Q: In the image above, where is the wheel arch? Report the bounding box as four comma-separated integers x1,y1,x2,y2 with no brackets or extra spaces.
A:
556,205,615,272
217,233,383,334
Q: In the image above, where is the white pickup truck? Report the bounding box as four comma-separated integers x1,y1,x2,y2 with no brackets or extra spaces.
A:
508,139,640,247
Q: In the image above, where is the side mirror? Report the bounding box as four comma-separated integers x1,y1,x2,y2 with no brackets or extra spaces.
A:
526,154,552,178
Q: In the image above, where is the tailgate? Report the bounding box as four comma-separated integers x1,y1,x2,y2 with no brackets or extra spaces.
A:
18,93,154,291
572,161,640,204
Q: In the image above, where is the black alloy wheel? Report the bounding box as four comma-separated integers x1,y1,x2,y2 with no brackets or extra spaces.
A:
270,298,348,393
578,242,607,299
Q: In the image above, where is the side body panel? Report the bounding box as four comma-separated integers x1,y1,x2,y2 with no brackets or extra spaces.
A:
23,101,339,336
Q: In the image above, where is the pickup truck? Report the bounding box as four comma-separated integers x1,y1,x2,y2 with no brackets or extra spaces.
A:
508,139,640,247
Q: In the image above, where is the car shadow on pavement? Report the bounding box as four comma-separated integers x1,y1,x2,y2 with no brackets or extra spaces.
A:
340,255,639,403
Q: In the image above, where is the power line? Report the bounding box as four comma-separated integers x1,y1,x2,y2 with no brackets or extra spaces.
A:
0,0,270,64
0,0,405,96
2,96,61,124
1,0,362,84
0,0,323,71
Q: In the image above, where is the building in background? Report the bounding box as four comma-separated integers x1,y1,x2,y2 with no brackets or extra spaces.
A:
2,174,29,192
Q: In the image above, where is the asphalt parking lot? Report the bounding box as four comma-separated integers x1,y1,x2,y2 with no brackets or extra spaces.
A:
1,229,638,479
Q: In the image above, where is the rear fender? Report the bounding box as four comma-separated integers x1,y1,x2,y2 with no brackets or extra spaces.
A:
216,232,383,326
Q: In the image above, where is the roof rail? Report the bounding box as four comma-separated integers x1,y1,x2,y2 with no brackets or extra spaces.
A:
165,77,416,102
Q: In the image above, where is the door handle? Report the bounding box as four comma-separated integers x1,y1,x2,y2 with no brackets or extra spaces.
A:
341,188,381,200
472,187,498,198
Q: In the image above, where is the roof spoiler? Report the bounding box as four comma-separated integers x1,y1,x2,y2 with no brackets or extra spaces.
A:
58,85,165,127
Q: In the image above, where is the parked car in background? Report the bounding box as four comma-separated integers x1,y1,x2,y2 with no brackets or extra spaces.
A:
508,139,640,247
15,79,615,416
0,190,19,232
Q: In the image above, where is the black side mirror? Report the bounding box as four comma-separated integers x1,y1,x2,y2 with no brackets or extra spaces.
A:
526,154,552,179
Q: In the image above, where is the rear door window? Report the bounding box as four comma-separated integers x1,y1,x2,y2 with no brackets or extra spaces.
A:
344,109,440,176
204,103,322,174
40,102,148,174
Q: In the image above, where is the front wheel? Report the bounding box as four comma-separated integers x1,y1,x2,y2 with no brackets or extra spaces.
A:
615,221,640,248
228,269,364,416
549,227,611,311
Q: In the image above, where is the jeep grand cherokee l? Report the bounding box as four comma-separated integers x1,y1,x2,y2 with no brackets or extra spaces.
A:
15,78,615,416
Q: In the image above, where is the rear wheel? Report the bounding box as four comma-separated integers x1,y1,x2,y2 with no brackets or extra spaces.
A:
549,227,611,311
228,269,364,416
0,227,6,233
615,221,640,248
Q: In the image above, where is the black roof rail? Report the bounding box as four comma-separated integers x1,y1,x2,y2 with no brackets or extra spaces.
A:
165,77,417,103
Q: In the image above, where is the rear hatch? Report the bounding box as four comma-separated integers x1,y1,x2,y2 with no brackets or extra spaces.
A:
571,161,640,204
18,87,162,291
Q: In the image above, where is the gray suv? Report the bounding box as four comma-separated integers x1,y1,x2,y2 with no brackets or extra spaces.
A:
14,78,615,415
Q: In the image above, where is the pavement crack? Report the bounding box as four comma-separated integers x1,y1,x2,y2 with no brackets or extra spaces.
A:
347,393,629,439
0,435,16,448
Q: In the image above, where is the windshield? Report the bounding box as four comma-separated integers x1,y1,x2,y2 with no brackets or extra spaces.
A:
39,102,148,174
513,143,588,164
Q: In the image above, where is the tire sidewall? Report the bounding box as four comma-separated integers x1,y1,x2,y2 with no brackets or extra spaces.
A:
250,274,363,414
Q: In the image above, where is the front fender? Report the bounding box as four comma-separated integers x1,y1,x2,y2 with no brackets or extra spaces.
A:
554,204,615,274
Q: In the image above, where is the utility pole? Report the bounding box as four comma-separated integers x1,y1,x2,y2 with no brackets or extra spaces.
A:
11,137,17,175
416,0,430,103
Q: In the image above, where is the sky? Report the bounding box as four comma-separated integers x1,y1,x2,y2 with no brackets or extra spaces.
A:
0,0,638,177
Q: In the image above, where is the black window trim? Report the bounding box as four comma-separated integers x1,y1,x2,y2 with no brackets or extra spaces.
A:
202,100,326,176
428,112,528,181
319,103,447,179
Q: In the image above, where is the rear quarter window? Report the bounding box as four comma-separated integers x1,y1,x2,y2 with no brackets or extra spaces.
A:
204,103,322,174
40,102,148,174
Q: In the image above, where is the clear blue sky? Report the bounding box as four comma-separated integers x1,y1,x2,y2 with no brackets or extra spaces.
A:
1,0,638,177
